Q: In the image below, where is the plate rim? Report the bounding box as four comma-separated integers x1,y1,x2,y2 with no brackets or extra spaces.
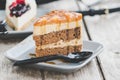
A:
4,38,104,71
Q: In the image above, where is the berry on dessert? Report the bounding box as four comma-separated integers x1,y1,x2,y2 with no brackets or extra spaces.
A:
9,0,30,17
16,0,25,4
6,0,37,30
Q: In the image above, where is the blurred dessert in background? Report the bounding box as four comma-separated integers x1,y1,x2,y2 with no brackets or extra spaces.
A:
5,0,37,30
33,10,83,57
0,0,58,10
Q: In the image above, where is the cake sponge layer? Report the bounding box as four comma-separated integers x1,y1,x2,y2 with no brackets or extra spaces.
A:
37,39,82,49
33,10,83,57
34,27,81,46
36,45,82,57
36,38,82,57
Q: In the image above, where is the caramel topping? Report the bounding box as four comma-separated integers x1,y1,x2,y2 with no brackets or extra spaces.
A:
35,17,47,26
34,10,82,26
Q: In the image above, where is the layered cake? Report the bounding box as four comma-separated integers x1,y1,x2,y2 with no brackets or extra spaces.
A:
33,10,82,57
6,0,37,30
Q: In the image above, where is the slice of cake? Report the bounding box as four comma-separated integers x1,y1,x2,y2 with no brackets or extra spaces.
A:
33,10,82,57
6,0,37,30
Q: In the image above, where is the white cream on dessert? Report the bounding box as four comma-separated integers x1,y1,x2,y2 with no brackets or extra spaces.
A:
33,20,82,36
33,10,82,57
36,39,82,49
6,0,37,30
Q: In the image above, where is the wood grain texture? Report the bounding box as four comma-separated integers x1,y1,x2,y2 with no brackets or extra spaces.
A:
42,25,103,80
0,0,106,80
84,0,120,79
38,0,103,80
38,0,79,11
0,39,44,80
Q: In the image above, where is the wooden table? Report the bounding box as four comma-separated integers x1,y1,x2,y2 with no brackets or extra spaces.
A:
0,0,120,80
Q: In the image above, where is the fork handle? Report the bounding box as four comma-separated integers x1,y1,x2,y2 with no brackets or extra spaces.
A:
13,55,64,66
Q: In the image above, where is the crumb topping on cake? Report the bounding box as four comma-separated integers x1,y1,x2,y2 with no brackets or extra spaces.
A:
34,10,82,26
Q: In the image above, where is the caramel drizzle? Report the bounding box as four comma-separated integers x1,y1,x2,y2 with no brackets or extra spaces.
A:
34,10,82,26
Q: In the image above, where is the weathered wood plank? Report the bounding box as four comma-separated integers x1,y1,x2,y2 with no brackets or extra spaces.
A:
0,0,103,80
84,0,120,79
0,41,42,80
41,24,103,80
38,0,79,11
0,10,43,80
38,0,103,80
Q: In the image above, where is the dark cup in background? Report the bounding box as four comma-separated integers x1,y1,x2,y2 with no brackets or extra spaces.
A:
0,0,6,10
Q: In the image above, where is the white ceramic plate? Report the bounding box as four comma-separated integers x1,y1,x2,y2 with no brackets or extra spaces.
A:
4,35,103,73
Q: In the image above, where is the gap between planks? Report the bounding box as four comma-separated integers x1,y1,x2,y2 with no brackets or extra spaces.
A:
82,17,105,80
75,0,105,80
79,0,120,80
40,0,104,80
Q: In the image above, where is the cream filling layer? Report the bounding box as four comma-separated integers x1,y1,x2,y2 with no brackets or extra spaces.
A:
36,39,82,49
6,0,37,30
34,20,82,36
